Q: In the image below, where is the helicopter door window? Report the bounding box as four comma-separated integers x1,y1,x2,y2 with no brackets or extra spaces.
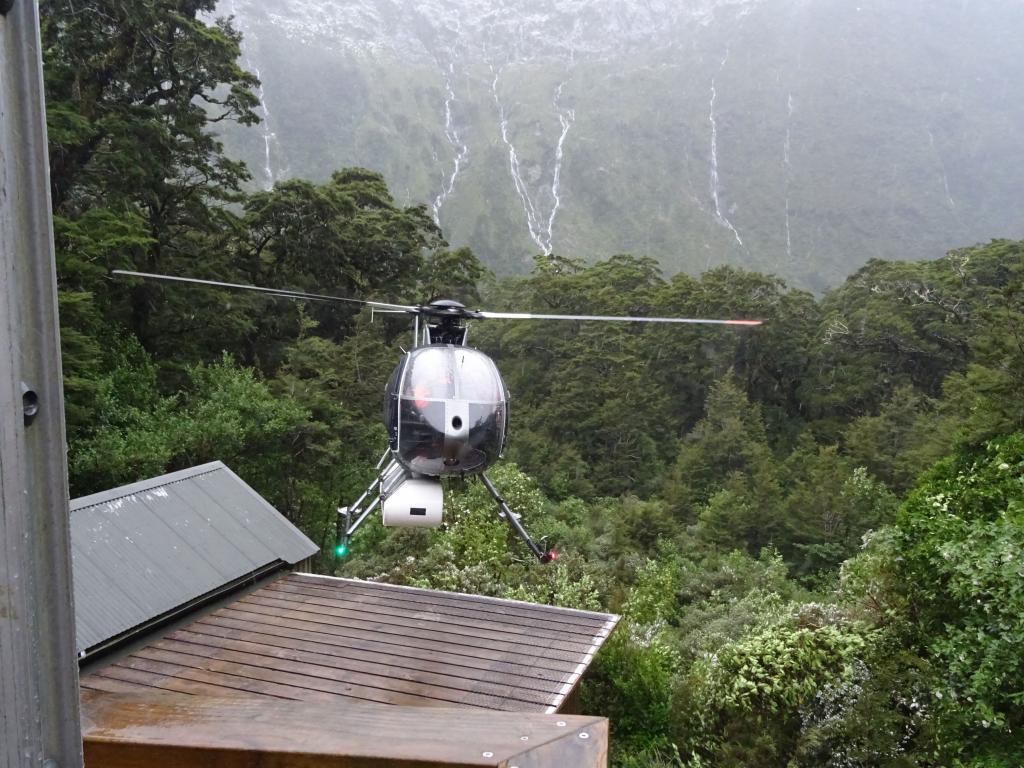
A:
402,347,458,403
397,399,446,474
454,351,503,403
383,356,408,450
468,402,505,464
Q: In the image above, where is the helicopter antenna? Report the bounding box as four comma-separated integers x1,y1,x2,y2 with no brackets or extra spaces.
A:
111,270,417,313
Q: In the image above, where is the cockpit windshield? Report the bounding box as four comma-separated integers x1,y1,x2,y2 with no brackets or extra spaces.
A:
401,346,503,404
384,345,509,476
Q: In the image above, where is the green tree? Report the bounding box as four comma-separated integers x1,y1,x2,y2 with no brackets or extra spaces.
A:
231,171,443,365
891,435,1024,760
938,240,1024,444
679,614,873,766
838,433,1024,764
43,0,264,400
808,241,1022,434
418,246,488,305
673,548,793,666
651,267,821,445
780,440,898,577
585,548,685,757
69,352,311,504
842,385,948,492
243,170,440,301
480,255,674,496
42,0,258,211
665,374,779,522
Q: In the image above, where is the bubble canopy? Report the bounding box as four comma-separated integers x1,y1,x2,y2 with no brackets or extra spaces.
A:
384,345,509,477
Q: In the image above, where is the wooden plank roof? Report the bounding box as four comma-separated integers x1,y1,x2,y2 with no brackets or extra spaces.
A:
82,572,619,714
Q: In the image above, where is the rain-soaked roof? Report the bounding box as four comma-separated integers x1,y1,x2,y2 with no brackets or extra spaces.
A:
70,461,317,657
81,573,620,714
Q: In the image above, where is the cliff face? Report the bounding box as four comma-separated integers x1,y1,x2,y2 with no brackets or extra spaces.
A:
218,0,1024,290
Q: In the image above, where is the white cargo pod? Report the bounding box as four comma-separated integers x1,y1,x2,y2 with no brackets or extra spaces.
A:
381,476,443,528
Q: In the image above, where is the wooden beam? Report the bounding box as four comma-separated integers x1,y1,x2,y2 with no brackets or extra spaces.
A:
81,690,608,767
0,1,83,765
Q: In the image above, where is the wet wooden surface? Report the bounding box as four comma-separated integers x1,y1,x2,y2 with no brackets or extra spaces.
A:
82,573,619,714
81,689,609,767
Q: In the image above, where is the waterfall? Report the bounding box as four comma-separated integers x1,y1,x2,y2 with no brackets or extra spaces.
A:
708,55,744,248
491,66,575,256
783,92,794,261
229,1,276,190
545,80,575,252
492,66,546,253
431,61,469,226
250,62,277,190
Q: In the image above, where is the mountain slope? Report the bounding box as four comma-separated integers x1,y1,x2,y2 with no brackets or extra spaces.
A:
217,0,1024,290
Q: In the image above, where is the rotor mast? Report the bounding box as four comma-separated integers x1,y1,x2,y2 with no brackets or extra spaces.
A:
419,299,481,346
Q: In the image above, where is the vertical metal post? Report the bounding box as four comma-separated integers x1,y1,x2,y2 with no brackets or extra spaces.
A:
0,1,84,766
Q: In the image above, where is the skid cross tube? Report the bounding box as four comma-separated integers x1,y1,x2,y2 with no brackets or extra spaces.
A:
480,473,556,564
338,494,382,541
337,453,395,548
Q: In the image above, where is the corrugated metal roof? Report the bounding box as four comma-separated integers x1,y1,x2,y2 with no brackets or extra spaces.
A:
81,572,620,713
71,462,318,656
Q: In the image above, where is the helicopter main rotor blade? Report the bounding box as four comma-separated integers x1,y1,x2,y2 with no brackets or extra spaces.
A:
111,270,418,313
478,311,762,326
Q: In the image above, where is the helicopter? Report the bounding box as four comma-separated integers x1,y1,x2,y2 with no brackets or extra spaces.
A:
113,269,763,563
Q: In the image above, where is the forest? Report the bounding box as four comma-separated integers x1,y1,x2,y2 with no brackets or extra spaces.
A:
42,1,1024,766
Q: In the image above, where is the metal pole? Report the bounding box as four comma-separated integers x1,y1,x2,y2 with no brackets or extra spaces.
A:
0,0,84,765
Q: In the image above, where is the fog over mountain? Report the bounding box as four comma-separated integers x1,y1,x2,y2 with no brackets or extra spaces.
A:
218,0,1024,290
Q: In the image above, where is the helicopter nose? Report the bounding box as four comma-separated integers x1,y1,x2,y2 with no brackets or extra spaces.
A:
444,401,469,441
442,401,470,466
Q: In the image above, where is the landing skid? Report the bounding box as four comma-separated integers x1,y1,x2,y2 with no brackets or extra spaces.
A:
480,473,558,564
336,454,556,564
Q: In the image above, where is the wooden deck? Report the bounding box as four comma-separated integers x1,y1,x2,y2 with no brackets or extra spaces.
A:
82,573,619,714
81,689,609,767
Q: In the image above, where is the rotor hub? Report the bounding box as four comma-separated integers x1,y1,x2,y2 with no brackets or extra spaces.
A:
418,299,483,321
